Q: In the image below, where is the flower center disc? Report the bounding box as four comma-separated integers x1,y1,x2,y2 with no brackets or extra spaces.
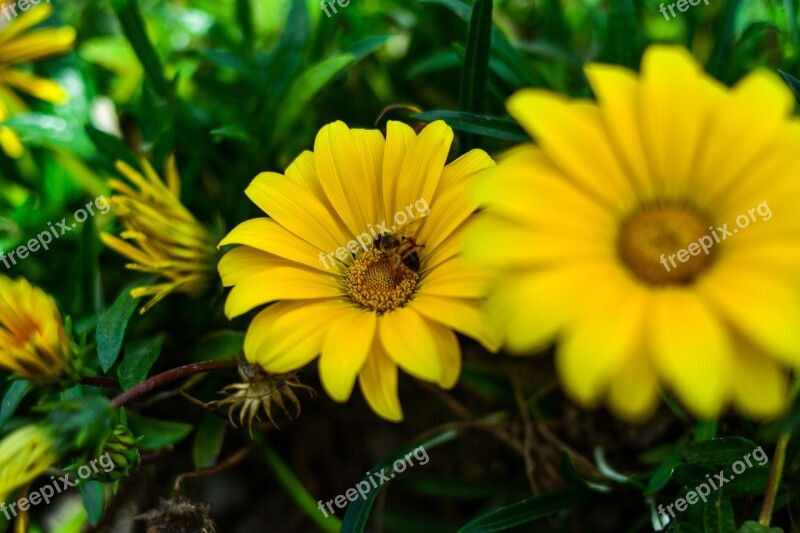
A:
618,206,715,284
345,249,418,313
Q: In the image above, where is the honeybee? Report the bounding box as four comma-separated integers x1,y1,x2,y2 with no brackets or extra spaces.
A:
374,232,425,277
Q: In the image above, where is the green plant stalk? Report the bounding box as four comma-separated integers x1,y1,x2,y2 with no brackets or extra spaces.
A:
256,435,341,533
758,374,800,526
458,0,493,152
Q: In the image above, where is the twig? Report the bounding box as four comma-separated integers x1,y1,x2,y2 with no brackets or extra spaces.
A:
111,359,236,408
174,446,253,492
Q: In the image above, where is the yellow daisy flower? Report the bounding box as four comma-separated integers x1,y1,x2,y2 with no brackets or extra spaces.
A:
218,121,500,421
101,156,218,314
0,5,76,157
0,276,73,383
0,425,56,503
464,45,800,422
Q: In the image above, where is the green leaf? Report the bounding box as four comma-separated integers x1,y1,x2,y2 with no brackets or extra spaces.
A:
46,396,114,454
601,0,638,67
257,435,341,533
271,35,392,138
85,125,141,171
707,0,742,79
78,481,105,526
779,70,800,104
458,488,588,532
117,335,165,390
0,114,92,155
194,330,245,361
703,495,736,533
96,284,142,373
684,437,760,464
342,430,458,533
459,0,493,151
0,380,31,432
127,412,193,450
559,451,610,493
412,110,529,142
110,0,171,97
192,414,227,469
671,463,770,497
737,520,783,533
645,441,686,495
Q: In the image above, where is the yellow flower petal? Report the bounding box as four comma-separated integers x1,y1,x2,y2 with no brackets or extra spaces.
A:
0,27,76,64
410,293,500,352
382,121,417,220
224,267,341,319
246,171,351,256
358,345,403,422
0,69,68,103
649,290,733,418
379,307,441,382
218,218,330,272
244,300,348,373
392,120,452,216
319,308,377,402
314,121,384,235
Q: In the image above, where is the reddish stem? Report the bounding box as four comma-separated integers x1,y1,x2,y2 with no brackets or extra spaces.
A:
111,359,236,408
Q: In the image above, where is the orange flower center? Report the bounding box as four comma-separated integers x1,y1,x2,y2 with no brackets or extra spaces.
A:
345,248,418,313
618,206,716,284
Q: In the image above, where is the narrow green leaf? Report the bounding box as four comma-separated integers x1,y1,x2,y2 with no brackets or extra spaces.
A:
703,495,736,533
96,284,141,373
341,430,458,532
78,481,105,526
684,437,760,464
110,0,171,97
127,412,193,450
272,35,391,137
236,0,253,42
458,489,588,533
707,0,742,79
0,380,31,432
117,335,165,390
192,414,227,469
559,451,611,493
644,441,686,495
459,0,494,151
85,125,140,171
779,70,800,104
256,435,341,533
601,0,638,67
413,110,529,142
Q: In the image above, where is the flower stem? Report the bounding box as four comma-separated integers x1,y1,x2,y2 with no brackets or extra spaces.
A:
111,359,236,408
759,374,800,526
79,376,121,389
758,431,790,526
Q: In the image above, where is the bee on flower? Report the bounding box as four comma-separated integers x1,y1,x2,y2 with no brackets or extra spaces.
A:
218,121,501,421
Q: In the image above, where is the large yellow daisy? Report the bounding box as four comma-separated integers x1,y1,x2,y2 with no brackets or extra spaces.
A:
218,120,500,421
464,46,800,422
0,5,76,157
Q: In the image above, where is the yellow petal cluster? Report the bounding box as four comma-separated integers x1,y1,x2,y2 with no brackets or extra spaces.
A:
0,276,72,383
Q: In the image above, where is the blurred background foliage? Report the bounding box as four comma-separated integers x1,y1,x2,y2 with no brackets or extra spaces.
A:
1,0,800,531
